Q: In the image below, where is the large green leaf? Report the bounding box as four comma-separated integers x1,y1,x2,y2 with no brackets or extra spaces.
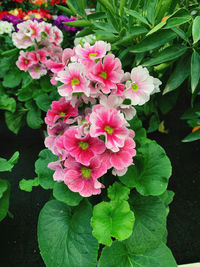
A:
35,94,52,112
91,200,135,246
26,105,43,129
35,149,57,189
99,242,177,267
192,16,200,44
2,68,23,88
38,200,98,267
191,51,200,93
53,182,82,206
130,30,176,53
164,16,191,29
125,193,167,254
119,140,172,196
0,179,10,222
163,54,190,94
143,45,187,67
0,94,16,113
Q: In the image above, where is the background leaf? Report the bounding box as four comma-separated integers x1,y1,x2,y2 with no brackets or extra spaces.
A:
192,16,200,44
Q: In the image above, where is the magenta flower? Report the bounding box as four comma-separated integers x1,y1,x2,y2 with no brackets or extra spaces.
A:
89,106,129,152
64,156,107,197
75,41,111,69
45,97,78,127
57,63,90,100
62,128,106,166
88,54,123,94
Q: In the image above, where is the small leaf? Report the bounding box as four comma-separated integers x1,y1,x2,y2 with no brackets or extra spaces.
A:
55,4,74,16
63,20,93,27
146,20,167,36
182,129,200,142
192,16,200,44
0,158,13,172
35,149,57,190
19,177,39,192
107,182,130,201
0,179,10,222
91,200,135,246
0,94,16,113
38,200,99,267
3,68,23,88
191,51,200,93
164,16,191,29
26,106,43,129
35,94,52,112
0,179,8,198
171,27,189,42
125,9,150,26
53,182,82,206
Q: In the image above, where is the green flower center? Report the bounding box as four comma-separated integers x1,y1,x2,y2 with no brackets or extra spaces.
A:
104,125,114,134
24,35,29,40
89,52,97,60
79,141,89,150
131,83,139,91
99,71,107,79
59,112,66,116
35,67,40,72
24,59,28,65
71,77,80,86
81,167,92,179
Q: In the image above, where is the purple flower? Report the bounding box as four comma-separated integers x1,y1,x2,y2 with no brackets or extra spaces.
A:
53,16,78,32
1,15,22,31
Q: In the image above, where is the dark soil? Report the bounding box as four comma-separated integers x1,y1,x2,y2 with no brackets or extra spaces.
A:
0,102,200,266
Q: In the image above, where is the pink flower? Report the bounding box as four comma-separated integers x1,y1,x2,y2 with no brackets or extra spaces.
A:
16,51,33,71
46,48,74,73
28,64,47,79
64,156,107,197
124,66,155,105
88,54,123,94
49,26,63,44
45,97,78,126
27,21,42,41
99,137,136,170
57,63,90,100
75,41,111,69
62,128,106,166
89,106,129,152
48,161,66,182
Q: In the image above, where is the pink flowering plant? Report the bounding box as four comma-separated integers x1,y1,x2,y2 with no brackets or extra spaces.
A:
18,39,177,266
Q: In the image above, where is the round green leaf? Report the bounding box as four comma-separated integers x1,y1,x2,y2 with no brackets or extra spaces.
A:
107,182,130,201
19,177,39,192
35,149,57,189
0,179,8,198
125,192,167,254
99,242,177,267
38,200,98,267
91,200,135,246
53,182,82,206
119,140,172,196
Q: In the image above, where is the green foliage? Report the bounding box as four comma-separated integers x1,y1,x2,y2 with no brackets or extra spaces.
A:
19,177,39,192
5,104,26,134
0,152,19,172
53,182,83,206
0,179,10,222
107,182,130,201
35,149,57,190
38,200,99,267
119,139,172,196
91,200,135,246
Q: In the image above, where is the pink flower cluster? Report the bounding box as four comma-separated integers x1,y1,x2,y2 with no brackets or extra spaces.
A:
44,40,161,197
12,20,64,79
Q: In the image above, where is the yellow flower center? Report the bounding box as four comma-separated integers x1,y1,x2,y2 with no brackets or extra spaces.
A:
24,36,29,40
99,71,107,79
89,52,97,60
131,83,139,91
104,125,114,134
71,77,80,86
79,141,89,150
81,167,92,179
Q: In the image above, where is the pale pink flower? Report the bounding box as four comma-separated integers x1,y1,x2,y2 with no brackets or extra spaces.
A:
75,41,111,69
57,63,90,100
99,137,136,170
12,32,32,49
62,128,106,166
45,97,78,126
124,66,154,105
28,64,47,79
48,161,66,182
151,78,162,94
64,156,107,197
89,106,129,152
112,167,127,176
49,26,63,44
88,54,123,94
26,21,42,41
16,51,33,71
